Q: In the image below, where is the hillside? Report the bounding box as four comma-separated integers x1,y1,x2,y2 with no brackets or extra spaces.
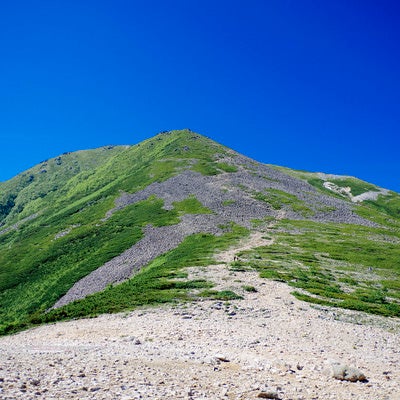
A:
0,129,400,336
1,259,399,399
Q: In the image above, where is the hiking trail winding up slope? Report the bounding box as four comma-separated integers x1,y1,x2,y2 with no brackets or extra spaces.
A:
54,159,375,309
1,238,399,399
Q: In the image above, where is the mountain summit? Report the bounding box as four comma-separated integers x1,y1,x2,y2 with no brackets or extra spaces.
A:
0,129,399,335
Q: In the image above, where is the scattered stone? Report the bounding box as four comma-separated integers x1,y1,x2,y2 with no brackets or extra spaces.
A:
0,242,398,400
257,391,281,399
331,362,366,382
215,354,230,362
204,356,221,365
125,336,141,345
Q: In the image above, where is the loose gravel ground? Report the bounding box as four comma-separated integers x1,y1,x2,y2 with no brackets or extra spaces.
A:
1,236,399,400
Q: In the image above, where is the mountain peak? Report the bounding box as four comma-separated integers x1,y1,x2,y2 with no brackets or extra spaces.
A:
0,130,399,337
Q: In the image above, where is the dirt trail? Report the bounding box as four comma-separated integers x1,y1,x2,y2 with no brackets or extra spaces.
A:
1,235,399,400
216,231,273,264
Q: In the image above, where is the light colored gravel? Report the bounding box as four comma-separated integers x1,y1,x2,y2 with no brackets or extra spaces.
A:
1,238,399,399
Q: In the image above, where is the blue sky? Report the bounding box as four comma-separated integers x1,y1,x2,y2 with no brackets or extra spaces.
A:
1,0,399,192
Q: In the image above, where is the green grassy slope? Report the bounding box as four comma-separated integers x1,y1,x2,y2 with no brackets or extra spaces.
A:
0,130,234,334
0,129,399,335
0,146,126,226
242,166,400,317
233,217,400,317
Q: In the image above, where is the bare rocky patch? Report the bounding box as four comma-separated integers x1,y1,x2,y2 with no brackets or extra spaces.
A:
54,163,376,308
2,238,399,399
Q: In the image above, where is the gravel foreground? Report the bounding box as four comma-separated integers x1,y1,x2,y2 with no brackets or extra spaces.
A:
1,249,399,399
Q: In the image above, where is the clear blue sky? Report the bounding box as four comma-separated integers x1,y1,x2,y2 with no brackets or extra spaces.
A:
1,0,399,192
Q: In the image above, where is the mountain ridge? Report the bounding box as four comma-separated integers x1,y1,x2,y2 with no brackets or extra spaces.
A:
0,129,399,335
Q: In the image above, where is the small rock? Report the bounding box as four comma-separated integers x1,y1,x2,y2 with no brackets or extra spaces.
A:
257,391,281,399
204,356,220,365
331,362,366,382
215,354,230,362
220,387,229,397
124,336,141,344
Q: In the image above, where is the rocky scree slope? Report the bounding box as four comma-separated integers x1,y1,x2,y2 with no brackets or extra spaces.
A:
0,129,399,335
53,158,375,308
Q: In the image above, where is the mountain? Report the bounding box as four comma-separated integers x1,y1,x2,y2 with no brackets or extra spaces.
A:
1,129,399,335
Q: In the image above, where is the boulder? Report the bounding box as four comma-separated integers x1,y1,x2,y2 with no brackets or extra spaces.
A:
331,362,366,382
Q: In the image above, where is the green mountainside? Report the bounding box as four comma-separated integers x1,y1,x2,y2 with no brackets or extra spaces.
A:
0,129,399,335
